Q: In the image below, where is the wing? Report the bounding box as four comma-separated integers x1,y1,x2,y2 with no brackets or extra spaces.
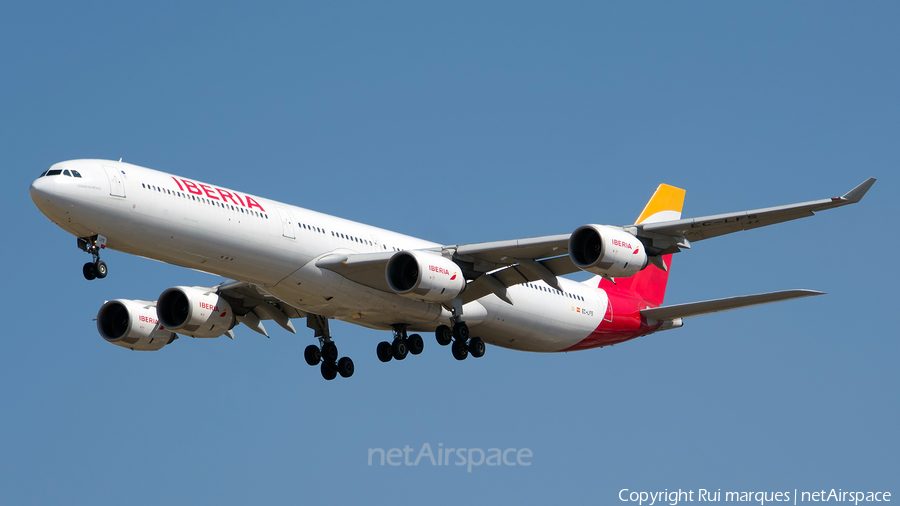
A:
216,281,306,337
638,177,876,244
317,178,874,306
316,240,580,305
640,289,824,323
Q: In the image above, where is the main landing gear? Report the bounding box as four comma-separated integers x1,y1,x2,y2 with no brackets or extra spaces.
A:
435,322,485,361
376,324,425,363
434,297,485,361
78,235,108,280
303,314,354,380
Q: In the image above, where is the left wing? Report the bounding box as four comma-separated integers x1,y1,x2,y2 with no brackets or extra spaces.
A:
216,281,305,337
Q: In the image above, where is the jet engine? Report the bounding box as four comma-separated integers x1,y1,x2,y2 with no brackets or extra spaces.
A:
569,224,648,278
156,286,235,338
386,251,466,303
97,299,178,351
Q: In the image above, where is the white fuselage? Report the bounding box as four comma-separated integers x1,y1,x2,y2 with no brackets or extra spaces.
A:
31,159,609,352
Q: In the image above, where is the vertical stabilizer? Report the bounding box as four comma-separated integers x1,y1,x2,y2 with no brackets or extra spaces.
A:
598,184,685,307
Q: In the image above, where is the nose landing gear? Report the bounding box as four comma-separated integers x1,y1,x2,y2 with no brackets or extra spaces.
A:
78,235,108,280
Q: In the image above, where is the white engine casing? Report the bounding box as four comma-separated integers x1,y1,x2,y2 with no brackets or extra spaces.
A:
386,251,466,303
97,299,178,351
156,286,235,338
569,224,648,278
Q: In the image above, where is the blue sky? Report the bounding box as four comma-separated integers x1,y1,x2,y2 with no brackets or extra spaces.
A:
2,2,897,504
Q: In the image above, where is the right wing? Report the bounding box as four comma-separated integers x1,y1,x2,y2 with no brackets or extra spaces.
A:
637,177,876,244
318,178,874,306
315,246,578,305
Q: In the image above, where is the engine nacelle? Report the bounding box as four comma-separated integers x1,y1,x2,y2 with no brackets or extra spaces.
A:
97,299,178,351
386,251,466,303
156,286,235,338
569,224,648,278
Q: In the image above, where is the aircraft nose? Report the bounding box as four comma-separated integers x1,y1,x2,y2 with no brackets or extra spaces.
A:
30,174,62,217
30,174,56,204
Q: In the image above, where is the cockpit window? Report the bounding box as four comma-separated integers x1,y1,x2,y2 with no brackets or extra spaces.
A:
71,170,82,178
39,170,48,177
46,169,62,176
63,170,72,177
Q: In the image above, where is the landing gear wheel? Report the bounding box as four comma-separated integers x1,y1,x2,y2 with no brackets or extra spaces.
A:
406,334,424,355
376,341,393,362
451,340,469,361
304,345,321,366
436,325,452,346
337,357,354,378
468,337,486,358
82,263,96,280
321,341,339,363
452,322,470,341
94,260,108,279
391,339,408,360
320,361,337,380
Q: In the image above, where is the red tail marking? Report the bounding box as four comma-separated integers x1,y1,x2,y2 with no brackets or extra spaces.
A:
599,254,672,308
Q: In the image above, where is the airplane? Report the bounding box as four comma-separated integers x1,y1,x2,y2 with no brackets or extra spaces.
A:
29,160,875,380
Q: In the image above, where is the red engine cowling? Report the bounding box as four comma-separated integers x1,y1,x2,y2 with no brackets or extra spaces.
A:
569,224,648,278
97,299,178,351
386,251,466,303
156,286,235,338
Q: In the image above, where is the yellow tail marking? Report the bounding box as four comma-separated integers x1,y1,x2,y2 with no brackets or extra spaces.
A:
635,184,686,225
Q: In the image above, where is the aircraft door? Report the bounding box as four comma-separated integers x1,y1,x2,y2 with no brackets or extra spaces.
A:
103,166,126,198
276,206,295,239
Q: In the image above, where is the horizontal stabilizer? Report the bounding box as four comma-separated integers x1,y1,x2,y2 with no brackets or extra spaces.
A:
641,289,824,322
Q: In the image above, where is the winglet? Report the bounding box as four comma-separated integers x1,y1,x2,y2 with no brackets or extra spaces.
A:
635,184,686,225
840,177,876,203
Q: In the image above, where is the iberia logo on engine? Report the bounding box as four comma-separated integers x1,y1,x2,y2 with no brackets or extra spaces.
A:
199,302,219,311
429,265,449,275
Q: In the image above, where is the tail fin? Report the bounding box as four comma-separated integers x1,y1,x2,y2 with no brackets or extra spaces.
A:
598,184,685,307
